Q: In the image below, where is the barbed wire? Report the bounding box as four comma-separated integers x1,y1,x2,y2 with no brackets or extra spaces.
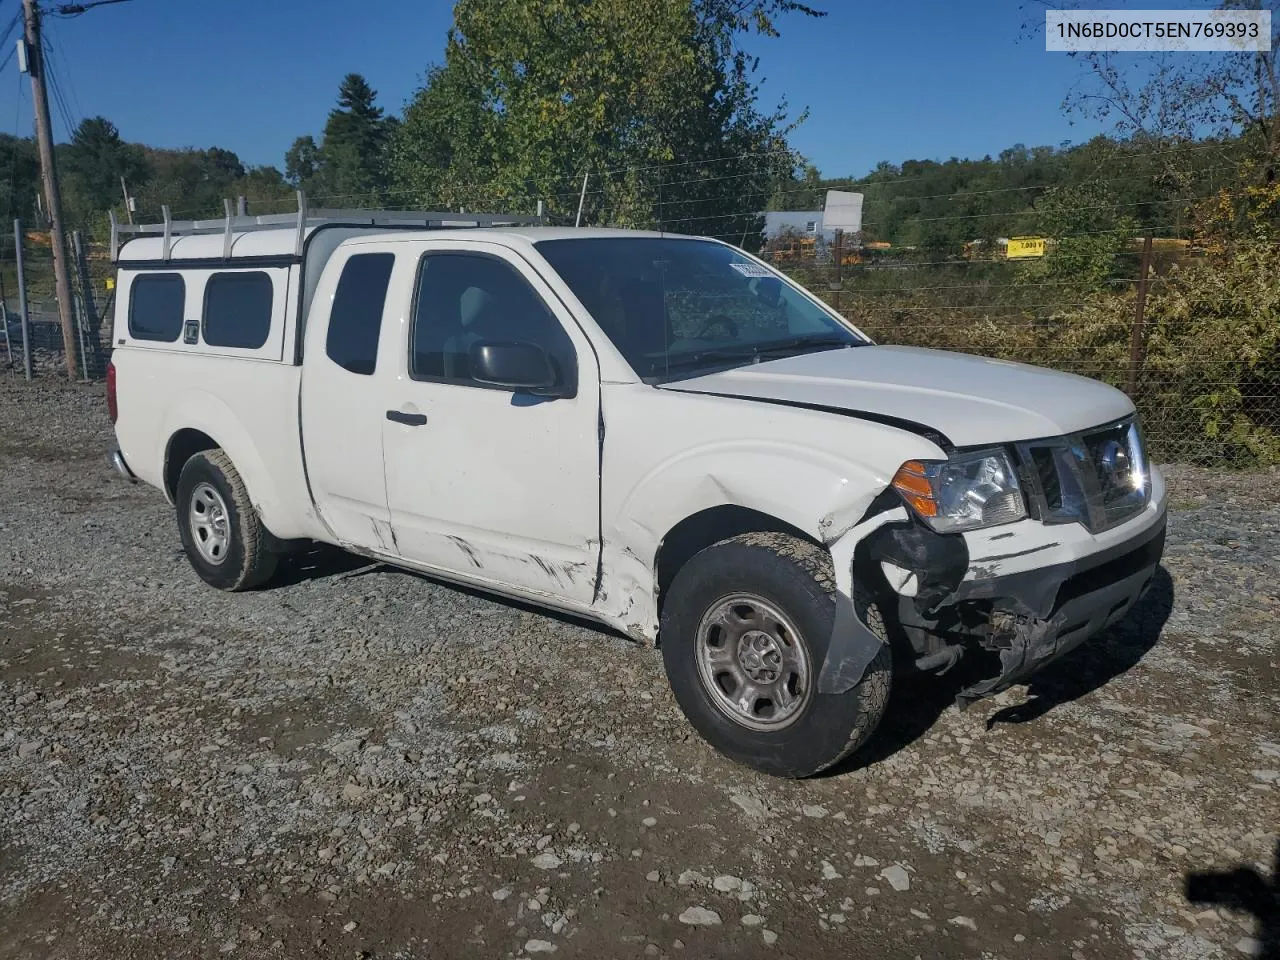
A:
133,140,1257,225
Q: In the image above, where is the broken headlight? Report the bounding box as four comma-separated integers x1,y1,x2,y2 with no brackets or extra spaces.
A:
891,449,1027,534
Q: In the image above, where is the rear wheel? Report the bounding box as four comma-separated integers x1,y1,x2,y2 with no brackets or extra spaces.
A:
660,532,891,778
176,450,278,591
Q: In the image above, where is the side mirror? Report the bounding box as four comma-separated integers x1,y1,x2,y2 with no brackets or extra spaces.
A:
470,340,561,395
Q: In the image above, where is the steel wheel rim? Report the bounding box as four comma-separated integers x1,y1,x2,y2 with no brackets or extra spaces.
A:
694,593,813,732
189,482,231,566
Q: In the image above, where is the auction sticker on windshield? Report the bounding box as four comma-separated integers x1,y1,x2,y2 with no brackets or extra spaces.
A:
729,262,775,278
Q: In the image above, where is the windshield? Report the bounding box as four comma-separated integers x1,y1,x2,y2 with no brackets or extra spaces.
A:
535,237,867,382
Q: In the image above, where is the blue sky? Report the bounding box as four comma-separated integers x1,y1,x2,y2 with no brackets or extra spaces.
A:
2,0,1122,179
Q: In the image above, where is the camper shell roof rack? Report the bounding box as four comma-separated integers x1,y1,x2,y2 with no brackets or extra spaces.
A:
109,190,545,263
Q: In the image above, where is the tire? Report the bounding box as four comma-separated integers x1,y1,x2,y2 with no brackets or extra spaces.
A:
175,449,278,591
660,532,891,778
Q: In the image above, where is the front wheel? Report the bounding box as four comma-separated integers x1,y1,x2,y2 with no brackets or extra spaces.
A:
660,532,891,778
175,449,278,591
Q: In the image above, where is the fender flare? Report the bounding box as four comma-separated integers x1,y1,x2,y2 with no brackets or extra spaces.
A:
159,390,285,532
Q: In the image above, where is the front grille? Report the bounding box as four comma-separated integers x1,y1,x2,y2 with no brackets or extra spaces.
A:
1030,447,1062,512
1016,417,1151,534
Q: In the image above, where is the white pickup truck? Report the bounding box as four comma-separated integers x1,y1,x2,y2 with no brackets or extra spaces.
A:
106,201,1167,778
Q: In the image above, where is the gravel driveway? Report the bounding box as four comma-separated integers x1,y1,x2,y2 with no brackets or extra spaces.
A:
1,377,1277,960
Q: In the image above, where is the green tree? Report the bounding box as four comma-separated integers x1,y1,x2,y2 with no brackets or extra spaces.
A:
61,117,149,216
390,0,821,241
1017,182,1137,292
284,135,322,190
321,73,393,202
284,75,395,204
132,146,250,221
0,134,40,222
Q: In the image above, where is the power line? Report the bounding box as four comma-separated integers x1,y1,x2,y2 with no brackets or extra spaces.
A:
0,11,23,66
41,37,75,138
41,19,81,122
52,0,133,17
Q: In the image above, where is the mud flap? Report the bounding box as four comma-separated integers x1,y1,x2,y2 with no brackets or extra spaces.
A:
816,506,916,695
817,592,886,694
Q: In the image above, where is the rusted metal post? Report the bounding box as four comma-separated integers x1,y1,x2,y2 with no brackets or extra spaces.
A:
1125,234,1154,396
833,228,843,314
14,219,32,381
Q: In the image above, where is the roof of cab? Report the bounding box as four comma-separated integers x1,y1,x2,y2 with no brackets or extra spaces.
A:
116,225,696,264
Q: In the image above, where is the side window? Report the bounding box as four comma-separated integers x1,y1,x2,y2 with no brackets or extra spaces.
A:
128,273,185,342
203,271,272,349
409,253,576,391
326,253,394,375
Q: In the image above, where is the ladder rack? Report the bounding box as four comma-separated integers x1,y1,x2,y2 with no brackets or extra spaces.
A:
109,190,545,263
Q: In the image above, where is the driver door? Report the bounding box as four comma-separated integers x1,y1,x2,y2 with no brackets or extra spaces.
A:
379,241,601,606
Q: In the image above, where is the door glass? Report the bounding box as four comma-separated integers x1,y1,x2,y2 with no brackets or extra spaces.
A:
410,253,576,391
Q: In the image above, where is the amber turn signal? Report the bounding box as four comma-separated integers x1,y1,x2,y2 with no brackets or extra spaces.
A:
891,460,938,517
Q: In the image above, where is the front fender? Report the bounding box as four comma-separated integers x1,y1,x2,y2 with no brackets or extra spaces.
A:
601,432,937,641
617,439,892,550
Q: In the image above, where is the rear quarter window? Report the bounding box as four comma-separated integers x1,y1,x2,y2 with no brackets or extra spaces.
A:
128,273,185,342
326,253,394,375
203,272,272,349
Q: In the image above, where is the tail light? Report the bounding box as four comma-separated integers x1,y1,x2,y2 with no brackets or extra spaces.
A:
106,360,118,424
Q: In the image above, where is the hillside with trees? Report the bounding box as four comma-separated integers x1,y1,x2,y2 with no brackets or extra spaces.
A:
2,0,1276,463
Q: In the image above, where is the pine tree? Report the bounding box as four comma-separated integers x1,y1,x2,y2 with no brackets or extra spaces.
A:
319,73,393,203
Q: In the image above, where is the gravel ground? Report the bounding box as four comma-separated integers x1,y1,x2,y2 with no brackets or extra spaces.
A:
1,376,1277,960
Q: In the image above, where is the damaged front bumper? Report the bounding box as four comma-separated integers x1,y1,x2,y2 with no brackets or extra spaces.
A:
946,513,1165,703
819,471,1168,704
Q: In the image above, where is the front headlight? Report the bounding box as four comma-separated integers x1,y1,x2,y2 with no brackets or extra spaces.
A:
891,449,1027,534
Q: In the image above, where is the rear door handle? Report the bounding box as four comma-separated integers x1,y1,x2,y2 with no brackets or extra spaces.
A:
386,410,428,426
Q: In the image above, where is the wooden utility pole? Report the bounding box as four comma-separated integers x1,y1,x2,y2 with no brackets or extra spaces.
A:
21,0,79,380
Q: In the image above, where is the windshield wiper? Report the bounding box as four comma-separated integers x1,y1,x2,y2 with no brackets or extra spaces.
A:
657,346,762,372
649,336,856,378
751,335,856,357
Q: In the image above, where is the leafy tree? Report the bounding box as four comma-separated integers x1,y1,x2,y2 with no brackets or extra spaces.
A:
1016,181,1138,292
132,146,251,221
283,74,395,204
239,166,296,213
285,135,321,189
0,134,41,222
390,0,822,241
61,117,148,214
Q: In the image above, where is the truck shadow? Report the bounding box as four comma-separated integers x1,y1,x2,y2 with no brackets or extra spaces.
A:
269,543,372,588
1185,840,1280,960
268,543,633,639
983,565,1175,728
827,565,1175,776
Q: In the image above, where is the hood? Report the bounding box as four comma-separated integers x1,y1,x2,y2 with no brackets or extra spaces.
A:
660,344,1134,448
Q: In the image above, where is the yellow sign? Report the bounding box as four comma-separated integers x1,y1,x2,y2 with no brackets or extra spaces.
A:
1007,237,1046,259
105,277,116,291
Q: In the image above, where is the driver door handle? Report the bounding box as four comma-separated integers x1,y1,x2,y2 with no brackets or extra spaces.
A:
386,410,428,426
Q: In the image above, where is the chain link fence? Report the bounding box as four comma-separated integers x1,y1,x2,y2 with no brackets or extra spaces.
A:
1,228,113,381
765,239,1279,467
4,169,1277,469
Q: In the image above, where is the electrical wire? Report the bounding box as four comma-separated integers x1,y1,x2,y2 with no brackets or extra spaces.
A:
41,36,77,138
0,10,24,73
41,19,82,122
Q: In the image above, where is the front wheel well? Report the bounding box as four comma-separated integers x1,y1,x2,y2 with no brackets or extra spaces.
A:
655,505,822,613
164,428,218,501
